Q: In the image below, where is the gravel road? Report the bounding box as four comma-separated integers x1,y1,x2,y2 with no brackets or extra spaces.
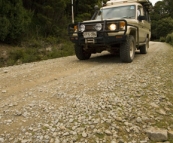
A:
0,42,173,143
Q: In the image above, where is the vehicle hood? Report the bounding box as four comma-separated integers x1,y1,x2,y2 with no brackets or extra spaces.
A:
82,18,136,23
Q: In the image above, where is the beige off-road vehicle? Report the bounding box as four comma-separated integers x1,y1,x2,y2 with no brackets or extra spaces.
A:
68,0,152,63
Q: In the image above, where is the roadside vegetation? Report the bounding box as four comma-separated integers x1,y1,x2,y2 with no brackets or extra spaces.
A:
165,32,173,46
0,41,74,67
0,0,173,68
150,0,173,45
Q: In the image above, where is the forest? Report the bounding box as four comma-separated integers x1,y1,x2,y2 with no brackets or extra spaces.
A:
0,0,173,66
0,0,106,44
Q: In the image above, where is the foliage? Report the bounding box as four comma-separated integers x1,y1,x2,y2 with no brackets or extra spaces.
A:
0,0,31,43
166,32,173,46
151,0,173,40
0,16,10,41
151,17,173,39
163,0,173,18
152,0,173,19
23,0,70,38
73,0,107,22
159,37,166,42
0,41,74,68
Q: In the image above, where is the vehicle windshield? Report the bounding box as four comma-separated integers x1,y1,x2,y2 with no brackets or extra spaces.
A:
95,5,136,20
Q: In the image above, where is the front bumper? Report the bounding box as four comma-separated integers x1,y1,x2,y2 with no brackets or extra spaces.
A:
68,20,128,46
70,34,127,45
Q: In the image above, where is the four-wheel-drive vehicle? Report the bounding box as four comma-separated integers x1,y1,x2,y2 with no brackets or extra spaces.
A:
68,0,152,63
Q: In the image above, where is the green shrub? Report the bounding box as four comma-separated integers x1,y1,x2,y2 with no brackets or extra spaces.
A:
0,17,10,41
22,48,40,63
46,36,59,44
0,37,74,67
60,42,75,57
27,39,47,48
0,0,31,43
0,58,4,67
166,32,173,46
159,37,166,42
9,49,25,62
6,59,16,66
46,42,74,59
151,17,173,40
8,48,39,64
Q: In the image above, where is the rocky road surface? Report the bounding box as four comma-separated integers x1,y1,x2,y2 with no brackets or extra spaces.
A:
0,42,173,143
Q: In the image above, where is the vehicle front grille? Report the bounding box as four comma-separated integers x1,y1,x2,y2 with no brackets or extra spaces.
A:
85,25,95,31
82,23,103,32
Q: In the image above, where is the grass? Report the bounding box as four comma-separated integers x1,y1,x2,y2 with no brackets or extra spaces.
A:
0,41,75,68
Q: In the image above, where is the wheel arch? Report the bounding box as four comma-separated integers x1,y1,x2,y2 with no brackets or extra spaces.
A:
146,34,150,41
129,29,137,50
129,29,136,40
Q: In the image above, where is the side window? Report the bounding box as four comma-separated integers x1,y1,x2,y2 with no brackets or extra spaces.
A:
137,6,142,16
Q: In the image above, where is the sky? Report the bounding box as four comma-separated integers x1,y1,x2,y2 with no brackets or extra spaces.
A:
150,0,162,6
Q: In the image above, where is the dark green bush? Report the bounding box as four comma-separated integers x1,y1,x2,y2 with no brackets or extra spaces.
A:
159,37,166,42
151,17,173,40
0,0,31,43
0,17,10,41
166,33,173,46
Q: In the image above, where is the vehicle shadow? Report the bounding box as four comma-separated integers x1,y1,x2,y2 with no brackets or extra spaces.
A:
74,50,144,64
89,52,121,64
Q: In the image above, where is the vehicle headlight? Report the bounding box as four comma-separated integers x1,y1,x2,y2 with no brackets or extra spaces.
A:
119,21,125,29
74,25,78,32
109,24,116,31
79,24,85,32
95,23,102,31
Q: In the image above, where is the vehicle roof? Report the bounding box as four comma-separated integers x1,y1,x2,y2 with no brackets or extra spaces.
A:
102,2,139,9
105,0,152,12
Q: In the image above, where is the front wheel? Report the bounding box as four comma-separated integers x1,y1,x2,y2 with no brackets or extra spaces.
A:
75,44,91,60
120,35,135,63
140,38,149,54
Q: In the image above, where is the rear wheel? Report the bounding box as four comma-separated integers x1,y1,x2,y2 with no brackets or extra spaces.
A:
120,35,135,63
75,44,91,60
140,38,149,54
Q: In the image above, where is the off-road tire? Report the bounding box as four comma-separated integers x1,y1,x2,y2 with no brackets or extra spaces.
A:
75,44,91,60
140,38,149,54
120,35,135,63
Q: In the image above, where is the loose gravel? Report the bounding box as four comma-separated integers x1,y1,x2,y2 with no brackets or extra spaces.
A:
0,42,173,143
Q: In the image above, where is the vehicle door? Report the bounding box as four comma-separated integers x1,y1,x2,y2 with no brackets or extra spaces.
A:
137,6,147,42
143,9,151,40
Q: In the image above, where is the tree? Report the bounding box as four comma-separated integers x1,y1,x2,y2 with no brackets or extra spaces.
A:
22,0,70,38
151,17,173,39
163,0,173,18
0,0,31,42
150,1,173,40
74,0,108,22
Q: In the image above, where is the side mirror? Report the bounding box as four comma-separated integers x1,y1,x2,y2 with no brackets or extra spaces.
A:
94,5,99,11
91,5,100,20
138,15,146,21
